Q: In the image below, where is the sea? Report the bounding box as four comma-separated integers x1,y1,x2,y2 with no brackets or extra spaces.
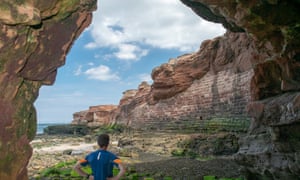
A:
36,123,66,134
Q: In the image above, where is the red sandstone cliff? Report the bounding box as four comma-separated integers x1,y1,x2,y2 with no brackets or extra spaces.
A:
72,1,300,179
180,1,300,179
72,105,117,127
74,32,256,130
0,0,96,179
112,32,255,130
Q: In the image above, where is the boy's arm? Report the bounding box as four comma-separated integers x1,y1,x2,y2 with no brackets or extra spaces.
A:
73,160,92,179
116,162,126,179
108,159,126,180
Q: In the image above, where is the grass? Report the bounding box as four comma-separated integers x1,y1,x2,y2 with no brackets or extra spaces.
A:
95,123,125,134
204,117,250,132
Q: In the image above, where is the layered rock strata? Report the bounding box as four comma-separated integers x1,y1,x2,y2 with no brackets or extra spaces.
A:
113,32,254,132
72,105,117,127
180,0,300,179
75,33,255,133
0,0,96,179
75,1,300,178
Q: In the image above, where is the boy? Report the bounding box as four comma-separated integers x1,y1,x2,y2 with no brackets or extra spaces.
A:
74,134,126,180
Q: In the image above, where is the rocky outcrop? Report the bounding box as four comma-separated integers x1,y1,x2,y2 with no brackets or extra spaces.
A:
236,92,300,179
83,1,299,178
81,33,256,130
72,105,117,127
44,124,90,136
114,32,254,132
181,0,300,96
180,0,300,179
72,83,151,127
0,0,96,179
150,32,256,102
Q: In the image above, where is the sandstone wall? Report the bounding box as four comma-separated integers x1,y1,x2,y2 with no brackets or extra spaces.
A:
117,70,252,132
180,1,300,179
72,105,117,127
112,32,256,132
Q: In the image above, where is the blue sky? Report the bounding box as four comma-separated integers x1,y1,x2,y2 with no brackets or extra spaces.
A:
34,0,225,124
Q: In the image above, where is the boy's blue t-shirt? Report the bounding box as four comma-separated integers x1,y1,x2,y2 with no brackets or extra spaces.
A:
80,150,120,180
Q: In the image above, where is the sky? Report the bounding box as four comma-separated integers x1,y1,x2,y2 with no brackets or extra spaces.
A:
34,0,225,124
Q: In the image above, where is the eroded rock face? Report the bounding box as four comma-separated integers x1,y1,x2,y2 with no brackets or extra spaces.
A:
151,32,258,101
181,0,300,95
72,105,118,127
181,0,300,179
114,32,254,131
0,0,96,179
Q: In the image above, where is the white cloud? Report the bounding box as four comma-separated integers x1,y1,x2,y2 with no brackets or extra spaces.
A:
88,62,94,66
84,42,98,49
84,65,120,81
86,0,225,60
114,44,148,61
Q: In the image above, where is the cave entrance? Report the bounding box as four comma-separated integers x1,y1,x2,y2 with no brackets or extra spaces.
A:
34,0,225,127
27,0,257,179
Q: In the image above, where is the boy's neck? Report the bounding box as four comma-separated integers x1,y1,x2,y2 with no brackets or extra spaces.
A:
99,146,107,150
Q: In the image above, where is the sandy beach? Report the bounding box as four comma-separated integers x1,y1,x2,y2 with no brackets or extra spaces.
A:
28,135,95,177
31,139,96,153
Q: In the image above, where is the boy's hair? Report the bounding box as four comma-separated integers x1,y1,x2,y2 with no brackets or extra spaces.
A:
97,134,110,147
